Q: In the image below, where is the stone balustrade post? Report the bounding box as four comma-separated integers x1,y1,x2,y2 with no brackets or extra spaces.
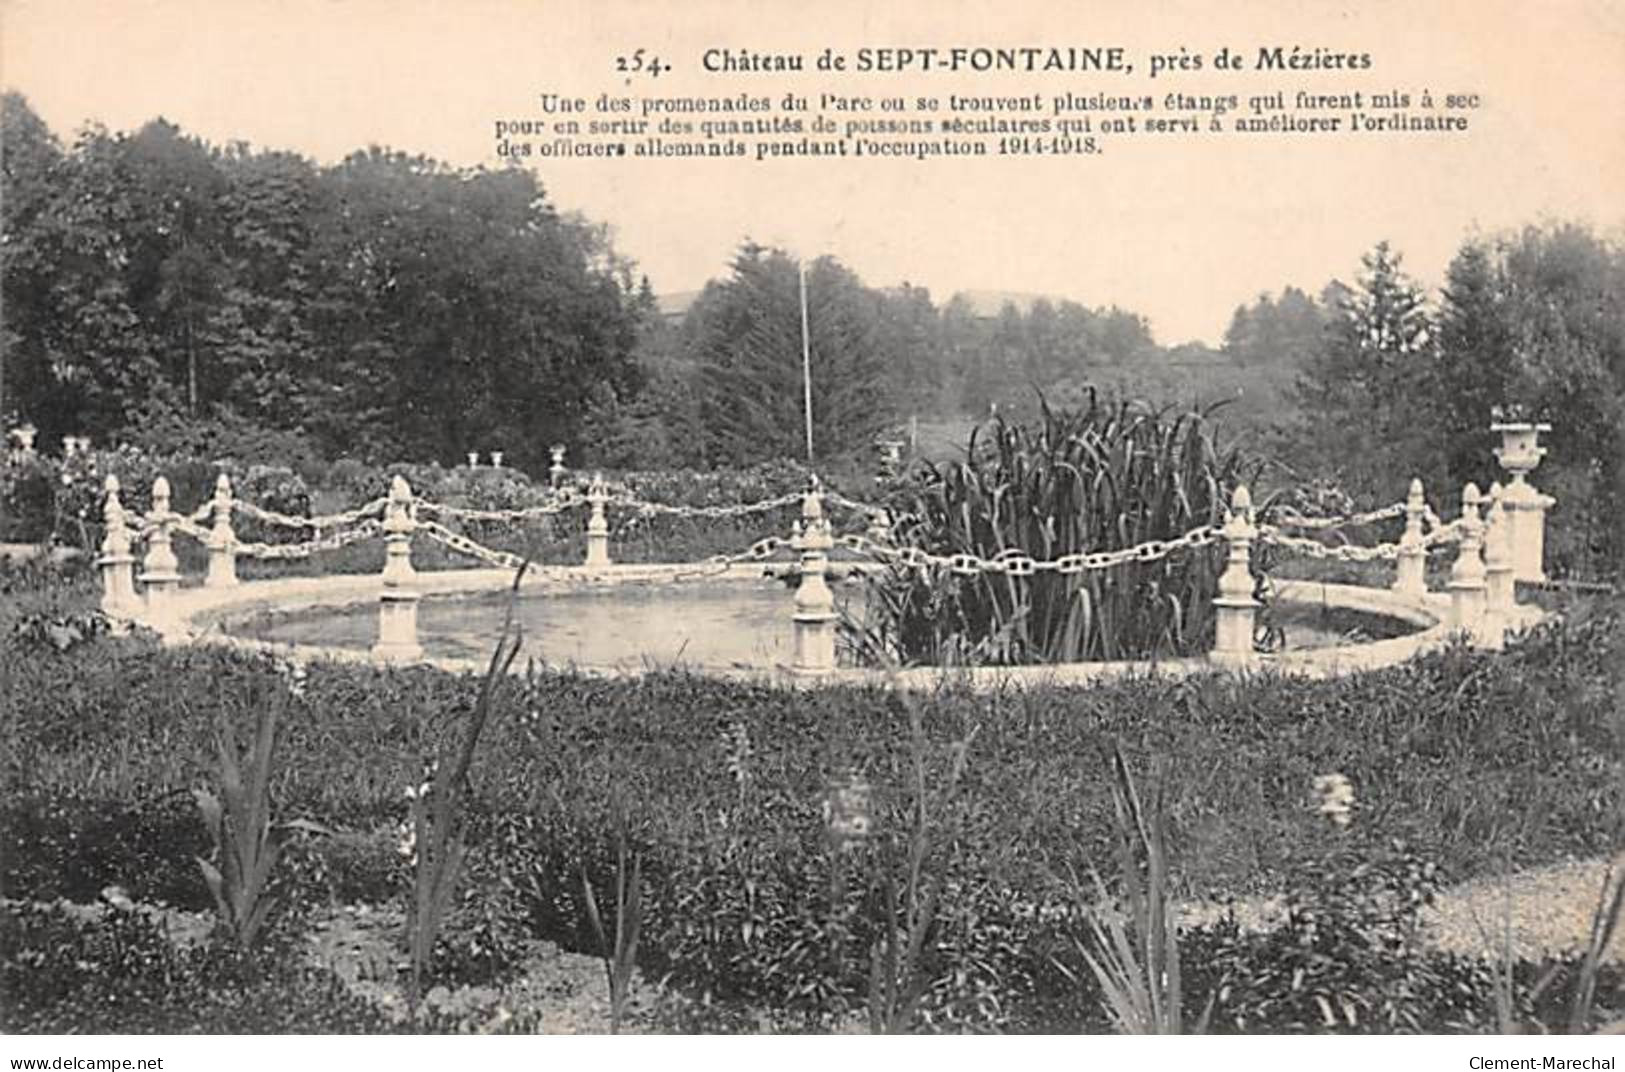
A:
1482,482,1516,650
97,475,139,617
1392,477,1427,597
1211,484,1259,667
205,474,239,588
373,475,421,662
1492,421,1554,583
584,472,611,567
792,482,837,674
1447,483,1488,641
139,476,182,617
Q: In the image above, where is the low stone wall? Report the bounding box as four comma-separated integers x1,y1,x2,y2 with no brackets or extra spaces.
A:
125,563,1549,692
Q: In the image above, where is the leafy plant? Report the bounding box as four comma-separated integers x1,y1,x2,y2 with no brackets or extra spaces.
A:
580,805,644,1034
1058,743,1211,1034
10,609,111,654
194,690,288,949
404,566,525,1015
864,681,978,1034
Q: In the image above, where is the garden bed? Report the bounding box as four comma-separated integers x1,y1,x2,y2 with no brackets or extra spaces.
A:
2,563,1620,1033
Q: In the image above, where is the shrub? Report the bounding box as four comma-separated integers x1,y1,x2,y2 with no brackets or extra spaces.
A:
0,901,403,1033
2,571,1618,1030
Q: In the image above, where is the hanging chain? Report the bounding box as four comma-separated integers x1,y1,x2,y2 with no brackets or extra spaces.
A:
416,519,530,570
1270,500,1408,531
233,520,385,561
602,490,804,520
834,523,1222,575
413,493,587,523
1256,518,1464,563
233,496,390,531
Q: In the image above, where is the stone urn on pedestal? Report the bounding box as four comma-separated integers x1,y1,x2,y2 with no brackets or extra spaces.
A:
1490,420,1554,583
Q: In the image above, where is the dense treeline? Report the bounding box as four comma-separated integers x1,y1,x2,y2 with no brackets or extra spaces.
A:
614,249,1175,468
0,94,646,474
3,94,1620,577
1280,234,1625,577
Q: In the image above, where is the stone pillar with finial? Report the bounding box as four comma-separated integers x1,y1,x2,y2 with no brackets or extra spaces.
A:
373,475,421,662
549,444,567,488
1211,484,1259,667
1448,483,1488,641
1482,482,1516,649
584,473,611,567
1492,421,1554,583
792,479,837,674
204,474,238,588
139,476,182,618
98,475,139,617
1392,478,1428,598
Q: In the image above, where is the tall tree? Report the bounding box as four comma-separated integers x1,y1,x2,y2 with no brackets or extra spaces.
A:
690,244,894,465
0,93,64,430
1293,242,1438,498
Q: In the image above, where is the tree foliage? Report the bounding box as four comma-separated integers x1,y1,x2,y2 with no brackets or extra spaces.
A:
0,94,642,472
1284,228,1624,579
688,244,895,466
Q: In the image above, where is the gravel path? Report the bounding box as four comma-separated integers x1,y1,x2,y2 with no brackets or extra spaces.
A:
1179,854,1624,965
1417,855,1623,964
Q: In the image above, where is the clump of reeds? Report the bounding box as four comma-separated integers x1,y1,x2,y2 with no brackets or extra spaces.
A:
851,392,1260,665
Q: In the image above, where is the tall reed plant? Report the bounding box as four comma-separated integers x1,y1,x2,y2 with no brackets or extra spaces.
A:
404,567,525,1016
850,393,1261,665
194,692,285,951
1055,743,1210,1034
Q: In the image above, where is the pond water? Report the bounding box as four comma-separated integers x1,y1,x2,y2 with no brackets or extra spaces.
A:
233,576,863,670
229,576,1420,671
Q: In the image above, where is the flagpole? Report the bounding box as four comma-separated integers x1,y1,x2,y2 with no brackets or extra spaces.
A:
799,259,814,464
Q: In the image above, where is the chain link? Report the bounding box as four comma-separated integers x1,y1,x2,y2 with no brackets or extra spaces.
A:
411,520,797,577
822,490,887,517
171,518,212,543
1272,501,1408,531
413,493,586,523
1422,519,1464,547
234,520,384,561
416,519,529,570
834,523,1221,576
233,496,389,531
603,490,804,521
703,535,792,566
1258,518,1463,563
1257,527,1403,563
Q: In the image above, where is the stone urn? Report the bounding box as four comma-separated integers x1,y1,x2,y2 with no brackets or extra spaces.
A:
1490,421,1550,477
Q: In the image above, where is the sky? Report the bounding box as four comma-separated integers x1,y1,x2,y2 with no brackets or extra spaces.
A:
3,0,1622,344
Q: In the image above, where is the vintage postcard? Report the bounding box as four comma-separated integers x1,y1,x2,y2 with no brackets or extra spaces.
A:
1,0,1621,1063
